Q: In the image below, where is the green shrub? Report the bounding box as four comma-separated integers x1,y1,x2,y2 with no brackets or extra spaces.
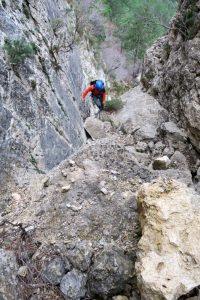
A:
104,98,124,112
4,38,36,65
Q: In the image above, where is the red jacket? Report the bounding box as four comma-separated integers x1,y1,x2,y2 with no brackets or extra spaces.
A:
82,85,106,104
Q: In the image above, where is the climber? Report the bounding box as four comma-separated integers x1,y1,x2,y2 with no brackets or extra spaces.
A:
81,80,106,111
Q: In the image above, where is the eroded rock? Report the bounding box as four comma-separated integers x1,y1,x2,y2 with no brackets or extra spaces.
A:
88,245,135,298
136,179,200,300
60,269,87,300
41,256,66,285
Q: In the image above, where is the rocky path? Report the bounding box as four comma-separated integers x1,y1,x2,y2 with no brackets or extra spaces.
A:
1,86,200,300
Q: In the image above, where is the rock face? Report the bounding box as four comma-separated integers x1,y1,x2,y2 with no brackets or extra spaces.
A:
0,0,104,203
141,0,200,151
0,249,22,300
136,179,200,300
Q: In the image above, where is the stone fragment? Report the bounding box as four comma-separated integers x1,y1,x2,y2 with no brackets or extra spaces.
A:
61,170,68,177
135,141,148,153
18,266,28,277
25,225,35,232
0,249,22,300
61,185,71,193
101,187,108,195
152,156,170,170
84,117,105,140
60,269,87,299
136,179,200,300
42,256,65,285
69,160,75,166
66,240,93,272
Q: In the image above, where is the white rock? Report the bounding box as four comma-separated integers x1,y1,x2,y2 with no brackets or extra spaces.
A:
136,179,200,300
69,160,75,166
25,225,35,232
101,188,108,195
18,266,28,277
66,204,82,212
61,170,68,177
11,193,21,202
61,185,71,193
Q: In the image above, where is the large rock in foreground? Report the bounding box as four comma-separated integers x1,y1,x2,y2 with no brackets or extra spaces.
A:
136,179,200,300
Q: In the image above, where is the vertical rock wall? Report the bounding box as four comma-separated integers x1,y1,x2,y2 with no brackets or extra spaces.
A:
0,0,103,196
141,0,200,152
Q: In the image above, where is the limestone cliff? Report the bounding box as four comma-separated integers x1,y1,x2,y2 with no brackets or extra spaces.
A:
141,0,200,152
0,0,104,200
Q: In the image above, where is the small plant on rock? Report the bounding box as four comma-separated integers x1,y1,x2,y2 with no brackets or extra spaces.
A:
4,38,36,65
104,98,124,112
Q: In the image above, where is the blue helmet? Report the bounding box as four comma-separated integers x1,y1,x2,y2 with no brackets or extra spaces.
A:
95,80,104,91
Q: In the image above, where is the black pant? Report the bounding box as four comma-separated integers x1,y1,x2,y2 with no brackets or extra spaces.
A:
92,95,103,110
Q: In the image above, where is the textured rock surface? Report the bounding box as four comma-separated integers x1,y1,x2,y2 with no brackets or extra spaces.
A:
0,249,22,300
41,256,66,285
60,269,87,299
88,245,135,298
136,179,200,300
141,0,200,152
84,117,105,140
117,86,168,140
0,0,105,207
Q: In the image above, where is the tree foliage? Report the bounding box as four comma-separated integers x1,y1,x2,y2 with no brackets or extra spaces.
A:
98,0,177,60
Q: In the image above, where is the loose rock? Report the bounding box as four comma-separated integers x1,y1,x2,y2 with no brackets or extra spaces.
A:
61,185,71,193
41,256,66,285
152,156,170,170
60,269,87,299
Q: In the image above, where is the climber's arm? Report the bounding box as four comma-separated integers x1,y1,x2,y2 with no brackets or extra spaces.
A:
82,86,93,100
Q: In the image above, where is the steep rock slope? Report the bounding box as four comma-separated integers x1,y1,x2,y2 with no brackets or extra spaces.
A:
0,0,103,202
141,0,200,152
1,85,200,299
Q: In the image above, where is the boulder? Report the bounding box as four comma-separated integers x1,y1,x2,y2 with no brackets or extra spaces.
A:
88,245,135,298
60,269,87,300
116,86,168,140
0,249,22,300
84,117,105,140
136,179,200,300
